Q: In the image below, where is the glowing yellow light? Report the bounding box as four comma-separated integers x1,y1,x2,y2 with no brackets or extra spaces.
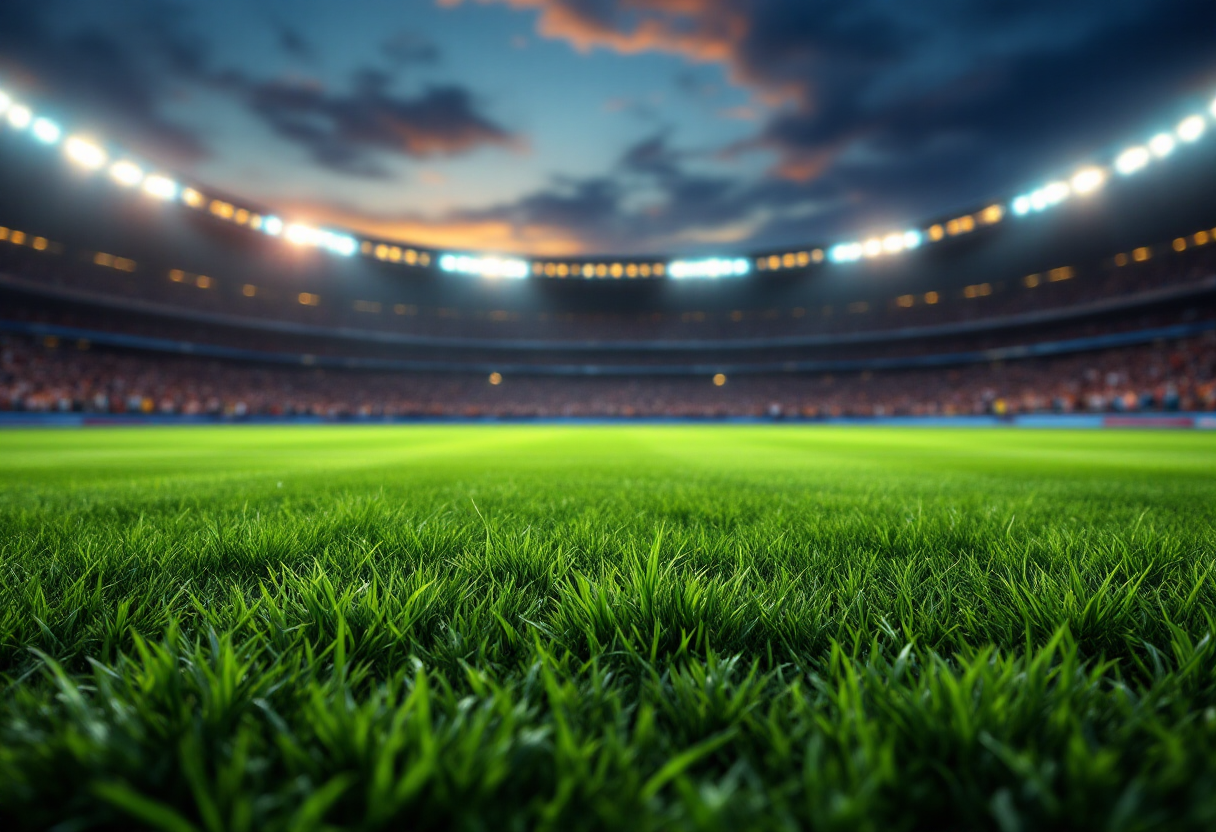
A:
65,137,107,170
782,253,796,268
610,263,623,277
195,275,212,289
556,263,568,277
32,236,48,251
959,215,975,232
1070,167,1106,195
896,294,914,307
488,372,503,386
234,208,250,225
1173,237,1187,252
928,224,944,241
389,247,402,263
811,249,825,263
1132,246,1151,262
638,264,650,277
168,269,185,282
1024,273,1041,288
405,249,418,264
242,284,257,297
796,251,810,266
1114,253,1129,267
1195,230,1210,245
712,373,726,387
981,204,1004,224
653,263,665,276
10,230,25,245
767,255,781,270
626,264,638,277
595,264,608,277
924,291,939,304
182,188,204,207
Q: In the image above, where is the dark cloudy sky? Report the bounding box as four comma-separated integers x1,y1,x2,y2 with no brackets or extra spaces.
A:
1,0,1214,255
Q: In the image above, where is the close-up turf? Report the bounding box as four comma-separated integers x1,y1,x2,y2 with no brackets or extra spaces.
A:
1,425,1215,831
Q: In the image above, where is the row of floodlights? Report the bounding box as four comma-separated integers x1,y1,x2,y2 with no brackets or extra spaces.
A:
1011,104,1215,217
0,88,358,258
3,84,1216,277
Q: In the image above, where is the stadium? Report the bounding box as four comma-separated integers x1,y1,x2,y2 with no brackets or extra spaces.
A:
1,2,1215,829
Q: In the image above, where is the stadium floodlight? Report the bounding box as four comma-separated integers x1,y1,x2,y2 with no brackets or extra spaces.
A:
862,238,883,258
0,89,10,115
325,233,358,257
262,216,284,236
1070,167,1106,195
903,230,923,249
828,242,862,263
142,174,178,200
1148,132,1175,158
109,160,144,187
1115,146,1150,175
882,232,906,253
64,136,107,170
1177,115,1205,143
668,257,749,278
31,118,61,145
439,252,528,278
1012,195,1033,216
6,104,32,130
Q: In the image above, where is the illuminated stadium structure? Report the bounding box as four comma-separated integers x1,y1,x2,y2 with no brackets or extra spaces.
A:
3,81,1216,276
1,79,1215,419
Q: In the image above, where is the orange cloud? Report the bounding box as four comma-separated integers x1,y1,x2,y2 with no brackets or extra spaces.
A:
273,198,593,257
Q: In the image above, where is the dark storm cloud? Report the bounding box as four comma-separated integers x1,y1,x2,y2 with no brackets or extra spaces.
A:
0,0,209,164
276,26,318,64
451,132,826,253
461,0,1216,247
381,31,442,66
235,69,518,177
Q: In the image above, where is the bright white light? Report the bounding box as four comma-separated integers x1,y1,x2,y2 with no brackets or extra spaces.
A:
285,224,321,246
1149,132,1175,158
142,175,178,200
882,233,905,253
862,238,883,258
1026,181,1069,212
326,233,358,256
64,137,107,170
438,252,528,278
31,118,61,144
903,230,923,249
1115,146,1150,175
1044,181,1070,203
1177,115,1205,143
828,243,862,263
1070,167,1106,195
109,160,144,187
6,104,32,130
668,257,749,278
1210,97,1216,118
262,216,284,236
0,90,10,115
1012,195,1032,216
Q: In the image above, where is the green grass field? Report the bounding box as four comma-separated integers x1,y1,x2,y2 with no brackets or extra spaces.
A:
2,426,1215,831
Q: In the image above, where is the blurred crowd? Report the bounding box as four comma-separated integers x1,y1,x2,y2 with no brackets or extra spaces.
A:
3,331,1214,418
